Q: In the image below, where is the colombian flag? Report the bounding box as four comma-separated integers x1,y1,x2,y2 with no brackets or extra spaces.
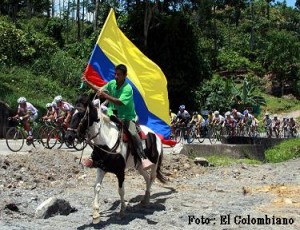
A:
84,8,172,142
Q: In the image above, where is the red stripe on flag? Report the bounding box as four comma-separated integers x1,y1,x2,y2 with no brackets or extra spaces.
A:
84,64,107,87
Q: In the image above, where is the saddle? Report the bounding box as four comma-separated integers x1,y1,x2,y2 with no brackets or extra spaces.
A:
109,115,147,142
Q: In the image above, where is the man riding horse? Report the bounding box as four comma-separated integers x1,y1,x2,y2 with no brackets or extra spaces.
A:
82,64,153,170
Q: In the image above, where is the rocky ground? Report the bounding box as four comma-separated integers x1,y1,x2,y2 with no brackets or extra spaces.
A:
0,148,299,230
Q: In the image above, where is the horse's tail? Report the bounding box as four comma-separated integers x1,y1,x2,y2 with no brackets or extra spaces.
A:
156,146,168,184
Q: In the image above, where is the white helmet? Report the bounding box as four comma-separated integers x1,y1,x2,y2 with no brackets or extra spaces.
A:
54,95,62,103
51,101,57,107
214,111,219,115
17,97,27,104
46,103,52,108
225,111,231,116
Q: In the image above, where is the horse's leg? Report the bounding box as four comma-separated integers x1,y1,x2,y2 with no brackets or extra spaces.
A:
117,171,126,218
138,163,157,205
92,168,105,224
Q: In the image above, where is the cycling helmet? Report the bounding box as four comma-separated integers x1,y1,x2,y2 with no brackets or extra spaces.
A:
54,95,63,103
265,112,270,116
232,109,237,114
193,111,198,115
179,105,185,110
46,103,52,108
51,101,57,107
214,111,219,115
274,114,278,118
17,97,27,104
225,111,231,116
243,110,249,115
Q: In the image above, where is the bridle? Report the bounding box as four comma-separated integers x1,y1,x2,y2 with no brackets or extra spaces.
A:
69,102,122,154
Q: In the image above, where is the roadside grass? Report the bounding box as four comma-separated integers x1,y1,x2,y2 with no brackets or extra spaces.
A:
188,153,261,166
265,138,300,163
261,93,300,115
206,155,261,166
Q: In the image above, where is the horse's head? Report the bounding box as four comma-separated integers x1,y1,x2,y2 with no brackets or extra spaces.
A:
65,94,99,143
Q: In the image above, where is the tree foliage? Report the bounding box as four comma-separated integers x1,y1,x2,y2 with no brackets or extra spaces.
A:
0,0,299,112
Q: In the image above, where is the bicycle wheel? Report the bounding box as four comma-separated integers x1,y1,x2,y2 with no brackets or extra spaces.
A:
38,125,52,147
47,128,64,149
74,137,88,151
175,129,182,143
197,127,205,143
6,127,25,152
187,129,195,144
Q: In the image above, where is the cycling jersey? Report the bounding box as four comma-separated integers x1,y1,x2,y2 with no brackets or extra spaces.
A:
18,102,38,116
177,110,190,122
190,114,203,124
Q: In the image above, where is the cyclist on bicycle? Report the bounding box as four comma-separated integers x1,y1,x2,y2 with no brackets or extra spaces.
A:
212,111,225,126
272,115,281,137
263,113,272,137
289,117,298,137
207,110,215,126
240,110,253,132
13,97,38,141
189,111,203,137
224,111,237,135
176,105,191,127
231,108,244,127
53,95,75,128
169,109,177,137
42,103,57,122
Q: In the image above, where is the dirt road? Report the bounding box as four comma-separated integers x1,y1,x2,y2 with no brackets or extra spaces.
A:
0,149,299,230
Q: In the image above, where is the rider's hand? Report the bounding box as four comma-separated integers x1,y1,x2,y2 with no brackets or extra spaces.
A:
19,116,23,121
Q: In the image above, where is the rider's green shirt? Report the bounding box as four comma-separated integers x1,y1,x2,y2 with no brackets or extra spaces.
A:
104,79,136,121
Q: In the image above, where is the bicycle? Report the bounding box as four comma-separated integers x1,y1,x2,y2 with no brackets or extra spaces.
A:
187,124,205,144
5,117,41,152
210,124,223,144
46,122,87,150
174,123,190,143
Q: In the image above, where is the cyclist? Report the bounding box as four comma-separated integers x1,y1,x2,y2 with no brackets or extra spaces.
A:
189,111,203,137
212,111,225,126
53,95,75,128
288,117,298,137
13,97,38,141
176,105,191,127
240,110,253,133
282,116,289,137
207,110,215,126
272,115,281,137
263,113,272,137
224,111,237,136
42,103,57,122
231,108,244,127
169,109,177,137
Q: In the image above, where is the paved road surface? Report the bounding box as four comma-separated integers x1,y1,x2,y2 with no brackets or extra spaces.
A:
0,138,216,156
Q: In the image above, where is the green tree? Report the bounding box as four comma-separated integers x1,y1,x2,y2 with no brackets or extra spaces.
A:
264,30,300,96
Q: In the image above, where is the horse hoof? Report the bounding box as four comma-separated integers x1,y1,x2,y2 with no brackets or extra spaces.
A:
140,200,149,206
118,212,125,220
93,216,101,224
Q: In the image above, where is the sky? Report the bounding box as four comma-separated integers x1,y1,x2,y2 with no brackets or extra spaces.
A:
277,0,296,7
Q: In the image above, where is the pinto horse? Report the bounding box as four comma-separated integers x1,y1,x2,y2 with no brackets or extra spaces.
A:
65,94,167,223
